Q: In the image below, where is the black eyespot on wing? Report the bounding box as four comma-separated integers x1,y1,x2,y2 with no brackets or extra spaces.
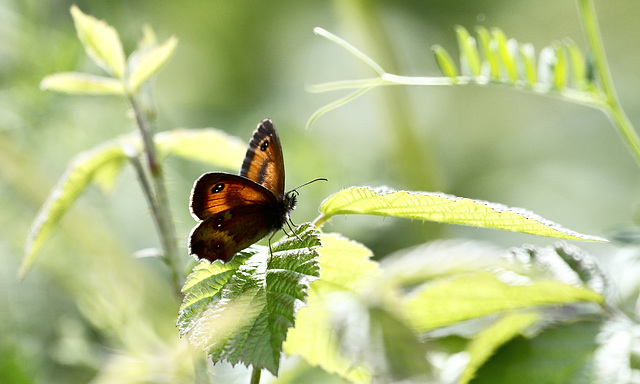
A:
211,183,225,193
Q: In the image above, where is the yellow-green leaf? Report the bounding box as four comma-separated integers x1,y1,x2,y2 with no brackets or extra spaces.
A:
127,35,178,94
138,24,158,49
553,42,568,90
565,38,587,91
432,45,459,79
476,26,499,80
455,25,482,77
20,143,127,278
520,43,537,86
40,72,125,95
403,272,603,332
283,289,372,384
315,233,378,291
20,128,250,278
284,234,375,383
316,187,607,241
71,5,126,78
492,28,518,82
154,128,246,170
460,312,541,384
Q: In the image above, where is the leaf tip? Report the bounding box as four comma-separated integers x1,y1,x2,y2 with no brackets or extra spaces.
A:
313,27,327,36
39,76,52,91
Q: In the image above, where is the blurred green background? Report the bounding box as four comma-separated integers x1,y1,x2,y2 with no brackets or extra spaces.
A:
2,0,640,382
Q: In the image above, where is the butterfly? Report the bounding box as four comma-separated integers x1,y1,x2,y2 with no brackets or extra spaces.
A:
189,118,325,263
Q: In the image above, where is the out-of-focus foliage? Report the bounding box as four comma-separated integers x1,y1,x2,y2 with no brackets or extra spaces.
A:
3,1,640,383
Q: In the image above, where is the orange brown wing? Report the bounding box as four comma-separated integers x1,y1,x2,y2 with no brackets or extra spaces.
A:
240,119,286,197
190,172,276,221
188,172,281,262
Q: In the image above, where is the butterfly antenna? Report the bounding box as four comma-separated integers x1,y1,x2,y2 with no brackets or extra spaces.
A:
290,177,328,192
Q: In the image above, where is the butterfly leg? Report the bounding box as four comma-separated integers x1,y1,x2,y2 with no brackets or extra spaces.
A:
266,231,277,269
285,218,304,242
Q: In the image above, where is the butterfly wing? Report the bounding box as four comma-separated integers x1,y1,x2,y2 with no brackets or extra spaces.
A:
240,118,286,197
188,172,281,262
189,206,276,263
190,172,277,220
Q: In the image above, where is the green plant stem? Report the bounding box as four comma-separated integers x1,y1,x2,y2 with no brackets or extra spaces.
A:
577,0,640,166
128,95,183,296
313,213,329,229
333,1,440,191
250,367,261,384
127,148,160,230
333,0,443,243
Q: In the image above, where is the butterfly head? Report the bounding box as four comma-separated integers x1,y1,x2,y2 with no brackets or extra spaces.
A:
283,177,327,212
283,190,298,212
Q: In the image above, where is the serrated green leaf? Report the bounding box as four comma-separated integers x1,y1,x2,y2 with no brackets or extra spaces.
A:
178,224,321,376
283,234,375,383
40,72,125,95
70,5,126,79
127,35,178,94
20,143,127,278
432,45,459,79
178,251,253,334
317,187,607,241
455,25,482,77
460,312,540,384
403,272,603,332
154,128,246,170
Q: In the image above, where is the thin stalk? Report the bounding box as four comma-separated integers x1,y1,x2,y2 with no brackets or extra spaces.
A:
312,216,324,229
333,0,441,194
126,147,162,239
577,0,640,166
128,94,183,296
250,367,261,384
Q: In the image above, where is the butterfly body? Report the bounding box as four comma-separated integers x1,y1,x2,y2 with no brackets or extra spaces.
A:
189,119,298,263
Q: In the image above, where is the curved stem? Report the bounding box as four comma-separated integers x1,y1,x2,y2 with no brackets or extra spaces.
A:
578,0,640,166
313,213,328,229
128,94,183,296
